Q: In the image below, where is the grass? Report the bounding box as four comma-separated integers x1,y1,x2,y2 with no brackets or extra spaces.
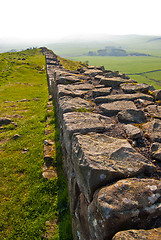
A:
57,55,86,71
0,49,73,239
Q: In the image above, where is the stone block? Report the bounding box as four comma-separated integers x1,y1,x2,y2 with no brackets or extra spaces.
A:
100,100,136,116
88,178,161,240
118,109,147,123
142,119,161,143
120,83,149,93
112,228,161,240
63,112,113,155
95,93,153,104
72,133,155,202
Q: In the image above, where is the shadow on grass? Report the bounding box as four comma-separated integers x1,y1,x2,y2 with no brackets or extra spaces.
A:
53,101,73,240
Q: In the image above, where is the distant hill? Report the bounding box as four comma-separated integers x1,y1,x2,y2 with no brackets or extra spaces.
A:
46,35,161,57
148,38,161,42
87,46,151,57
0,34,161,56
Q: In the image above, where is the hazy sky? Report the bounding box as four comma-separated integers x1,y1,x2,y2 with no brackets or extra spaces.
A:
1,0,161,43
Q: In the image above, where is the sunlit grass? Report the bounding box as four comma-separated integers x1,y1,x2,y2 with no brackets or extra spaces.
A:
0,48,73,239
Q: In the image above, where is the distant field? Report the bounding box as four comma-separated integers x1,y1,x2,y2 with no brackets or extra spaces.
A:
70,55,161,89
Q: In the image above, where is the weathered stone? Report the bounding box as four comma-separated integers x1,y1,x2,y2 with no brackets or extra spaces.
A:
121,73,130,79
149,85,156,91
92,87,112,97
95,93,153,104
84,69,103,77
151,142,161,161
87,65,104,71
72,133,155,202
118,109,147,123
21,148,29,153
63,112,113,155
145,105,161,119
57,83,93,98
112,228,161,240
13,134,21,140
56,75,81,85
94,84,105,88
88,178,161,240
100,100,137,116
42,168,57,180
0,118,12,125
100,77,136,88
120,83,149,93
17,99,30,102
73,193,90,240
123,124,142,139
154,89,161,100
46,59,59,65
153,148,161,161
135,98,154,107
142,119,161,143
58,96,94,118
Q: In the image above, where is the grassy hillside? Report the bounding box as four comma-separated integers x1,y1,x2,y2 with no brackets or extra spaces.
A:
0,49,72,239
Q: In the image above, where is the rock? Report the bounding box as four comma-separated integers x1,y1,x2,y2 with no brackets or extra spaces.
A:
118,109,147,124
142,119,161,143
21,148,29,153
121,73,130,79
154,89,161,100
123,124,142,139
153,148,161,161
42,169,57,180
87,65,97,69
0,118,12,125
17,99,30,102
63,112,113,155
88,65,104,71
112,228,161,240
13,134,21,140
149,85,156,91
56,75,81,85
44,140,54,145
72,133,155,202
73,193,90,240
135,98,154,107
58,96,94,120
95,93,153,104
33,98,40,101
92,87,112,97
94,85,105,88
151,142,160,153
100,100,137,117
88,178,161,240
57,83,93,98
84,69,103,77
151,142,161,161
120,83,149,93
100,77,136,88
145,105,161,119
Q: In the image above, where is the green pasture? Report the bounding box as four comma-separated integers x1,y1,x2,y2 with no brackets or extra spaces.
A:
0,49,72,239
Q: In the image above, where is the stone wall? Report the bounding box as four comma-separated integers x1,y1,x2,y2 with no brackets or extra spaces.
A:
42,48,161,240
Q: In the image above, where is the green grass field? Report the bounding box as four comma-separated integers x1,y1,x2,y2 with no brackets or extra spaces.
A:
0,49,72,240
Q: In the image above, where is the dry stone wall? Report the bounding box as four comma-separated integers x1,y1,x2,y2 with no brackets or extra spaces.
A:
42,48,161,240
